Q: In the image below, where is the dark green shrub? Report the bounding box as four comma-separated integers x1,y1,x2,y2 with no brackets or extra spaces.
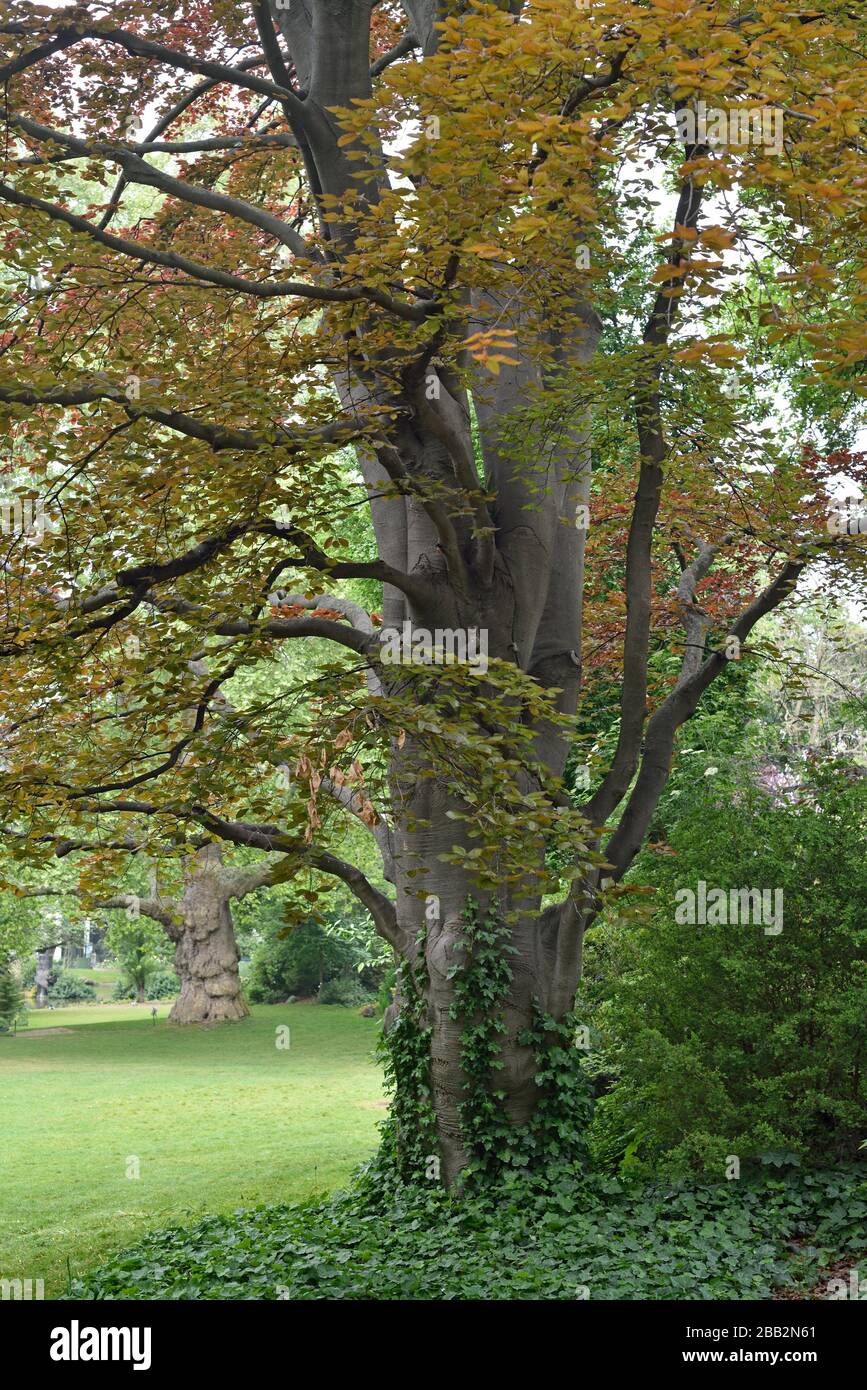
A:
580,760,867,1176
17,956,37,989
246,919,360,1003
112,968,179,1001
317,972,373,1007
143,968,179,1000
47,971,97,1003
0,959,25,1031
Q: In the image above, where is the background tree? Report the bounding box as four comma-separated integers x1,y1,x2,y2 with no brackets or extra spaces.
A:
0,956,25,1031
104,915,169,1005
49,844,295,1024
0,891,80,1008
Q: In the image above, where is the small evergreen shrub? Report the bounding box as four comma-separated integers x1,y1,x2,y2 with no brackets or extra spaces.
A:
0,960,25,1031
580,761,867,1175
17,957,37,989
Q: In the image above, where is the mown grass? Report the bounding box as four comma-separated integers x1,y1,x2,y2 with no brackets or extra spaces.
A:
0,1003,383,1296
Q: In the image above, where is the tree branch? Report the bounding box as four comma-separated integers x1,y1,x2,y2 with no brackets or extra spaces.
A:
189,808,407,952
8,111,312,257
310,850,405,954
603,552,809,879
96,55,286,234
0,180,318,299
94,893,179,933
585,117,710,825
370,31,419,78
0,378,343,454
53,26,310,124
0,27,80,81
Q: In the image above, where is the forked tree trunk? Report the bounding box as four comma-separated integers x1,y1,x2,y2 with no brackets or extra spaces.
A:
167,847,249,1026
268,6,600,1185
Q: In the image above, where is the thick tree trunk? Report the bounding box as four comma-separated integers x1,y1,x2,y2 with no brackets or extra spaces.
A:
426,908,548,1184
167,847,249,1026
386,575,587,1185
395,859,584,1185
34,947,54,1009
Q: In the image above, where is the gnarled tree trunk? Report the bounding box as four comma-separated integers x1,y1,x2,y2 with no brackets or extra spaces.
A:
167,846,249,1025
99,845,253,1026
167,839,247,1028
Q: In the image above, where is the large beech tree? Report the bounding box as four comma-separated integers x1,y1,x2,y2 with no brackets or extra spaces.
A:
0,2,865,1182
96,844,285,1024
5,839,293,1022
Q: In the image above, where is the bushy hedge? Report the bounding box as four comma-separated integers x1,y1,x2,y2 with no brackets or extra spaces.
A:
47,971,97,1003
580,762,867,1176
112,968,179,1001
67,1163,867,1300
317,972,375,1007
246,919,367,1003
16,956,37,989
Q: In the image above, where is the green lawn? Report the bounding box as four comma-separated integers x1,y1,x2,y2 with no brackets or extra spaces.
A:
18,999,166,1029
0,1003,384,1296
